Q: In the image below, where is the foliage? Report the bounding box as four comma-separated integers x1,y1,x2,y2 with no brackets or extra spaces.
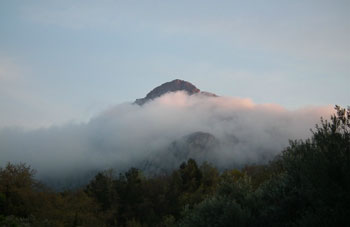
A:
179,196,251,227
181,105,350,226
0,163,103,226
258,105,350,226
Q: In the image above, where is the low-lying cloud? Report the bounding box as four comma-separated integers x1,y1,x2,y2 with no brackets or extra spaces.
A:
0,92,334,186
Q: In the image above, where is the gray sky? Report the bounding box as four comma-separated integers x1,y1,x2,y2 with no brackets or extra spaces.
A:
0,0,349,129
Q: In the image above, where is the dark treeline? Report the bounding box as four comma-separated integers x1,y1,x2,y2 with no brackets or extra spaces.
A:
1,106,350,227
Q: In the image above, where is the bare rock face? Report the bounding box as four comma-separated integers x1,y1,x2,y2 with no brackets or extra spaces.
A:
135,79,216,105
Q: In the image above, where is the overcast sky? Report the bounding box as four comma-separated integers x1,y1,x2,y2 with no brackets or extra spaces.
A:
1,0,349,129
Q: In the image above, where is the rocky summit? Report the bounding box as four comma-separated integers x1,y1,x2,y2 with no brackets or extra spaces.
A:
135,79,216,105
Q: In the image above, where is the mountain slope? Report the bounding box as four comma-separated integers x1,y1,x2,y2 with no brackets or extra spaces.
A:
141,131,221,174
135,79,216,105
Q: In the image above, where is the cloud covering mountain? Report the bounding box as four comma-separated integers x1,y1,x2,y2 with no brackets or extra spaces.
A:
0,80,335,186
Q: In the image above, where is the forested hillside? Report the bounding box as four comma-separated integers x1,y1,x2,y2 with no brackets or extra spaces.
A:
1,106,349,227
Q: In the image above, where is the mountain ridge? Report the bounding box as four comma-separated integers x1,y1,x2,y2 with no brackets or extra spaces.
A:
135,79,217,105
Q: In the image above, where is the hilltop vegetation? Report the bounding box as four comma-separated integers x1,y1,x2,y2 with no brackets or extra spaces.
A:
1,106,349,227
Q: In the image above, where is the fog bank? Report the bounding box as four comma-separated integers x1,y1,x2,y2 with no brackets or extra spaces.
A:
0,92,334,183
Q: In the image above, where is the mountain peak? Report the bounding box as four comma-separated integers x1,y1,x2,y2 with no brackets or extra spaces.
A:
135,79,201,105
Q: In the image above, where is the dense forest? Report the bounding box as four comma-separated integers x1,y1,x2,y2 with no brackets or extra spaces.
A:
1,105,349,227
